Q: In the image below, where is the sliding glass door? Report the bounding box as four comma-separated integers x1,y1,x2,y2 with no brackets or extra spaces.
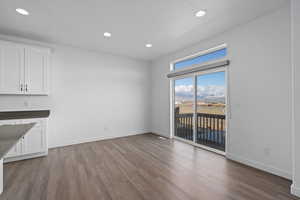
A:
174,77,194,141
196,71,226,151
173,69,226,152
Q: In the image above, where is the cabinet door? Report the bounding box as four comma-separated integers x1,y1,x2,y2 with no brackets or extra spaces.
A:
0,120,23,158
5,140,22,158
23,119,46,155
25,47,49,95
0,41,24,94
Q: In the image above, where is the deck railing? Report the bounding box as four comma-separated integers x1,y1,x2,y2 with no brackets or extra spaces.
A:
175,113,226,151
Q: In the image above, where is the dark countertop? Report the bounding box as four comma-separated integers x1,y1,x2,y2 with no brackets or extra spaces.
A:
0,123,35,159
0,110,50,120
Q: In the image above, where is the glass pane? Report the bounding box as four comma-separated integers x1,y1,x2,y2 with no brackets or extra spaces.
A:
174,77,194,141
174,48,227,70
196,71,226,151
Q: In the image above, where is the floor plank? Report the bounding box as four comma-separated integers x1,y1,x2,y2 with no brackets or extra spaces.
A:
1,134,298,200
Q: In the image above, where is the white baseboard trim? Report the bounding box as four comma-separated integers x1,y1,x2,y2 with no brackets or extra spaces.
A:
226,153,292,180
49,131,149,149
173,136,226,156
4,152,48,163
291,184,300,197
151,132,171,139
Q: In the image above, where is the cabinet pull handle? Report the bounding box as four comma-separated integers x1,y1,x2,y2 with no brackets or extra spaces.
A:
25,84,28,92
20,84,23,91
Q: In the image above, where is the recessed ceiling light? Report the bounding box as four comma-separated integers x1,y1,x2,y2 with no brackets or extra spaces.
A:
104,32,112,38
145,44,152,48
195,10,206,17
16,8,29,16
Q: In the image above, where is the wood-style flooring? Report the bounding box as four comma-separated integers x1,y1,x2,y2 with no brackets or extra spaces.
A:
1,134,298,200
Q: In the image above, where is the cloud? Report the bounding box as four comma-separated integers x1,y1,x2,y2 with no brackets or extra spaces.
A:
175,85,194,94
175,85,194,100
175,84,225,101
197,85,225,98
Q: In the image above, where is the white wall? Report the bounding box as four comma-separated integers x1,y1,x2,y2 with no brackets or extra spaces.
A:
0,159,2,194
150,5,292,179
291,0,300,196
0,2,294,185
0,42,151,148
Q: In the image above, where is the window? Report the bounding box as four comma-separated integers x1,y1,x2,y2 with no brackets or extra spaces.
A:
174,48,227,70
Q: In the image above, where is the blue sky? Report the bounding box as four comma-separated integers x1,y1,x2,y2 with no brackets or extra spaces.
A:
175,71,225,87
174,48,226,70
197,71,225,86
173,47,227,101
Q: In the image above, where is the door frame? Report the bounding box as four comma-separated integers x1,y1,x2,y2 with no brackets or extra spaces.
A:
170,66,229,155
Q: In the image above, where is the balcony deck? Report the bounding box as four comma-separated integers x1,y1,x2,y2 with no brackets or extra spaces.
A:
175,113,226,151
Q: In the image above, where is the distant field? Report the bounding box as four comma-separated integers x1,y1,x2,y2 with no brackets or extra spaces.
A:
175,101,226,130
176,101,225,115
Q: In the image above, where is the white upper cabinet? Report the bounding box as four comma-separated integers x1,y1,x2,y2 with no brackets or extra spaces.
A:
25,47,49,95
0,40,50,95
0,41,24,94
